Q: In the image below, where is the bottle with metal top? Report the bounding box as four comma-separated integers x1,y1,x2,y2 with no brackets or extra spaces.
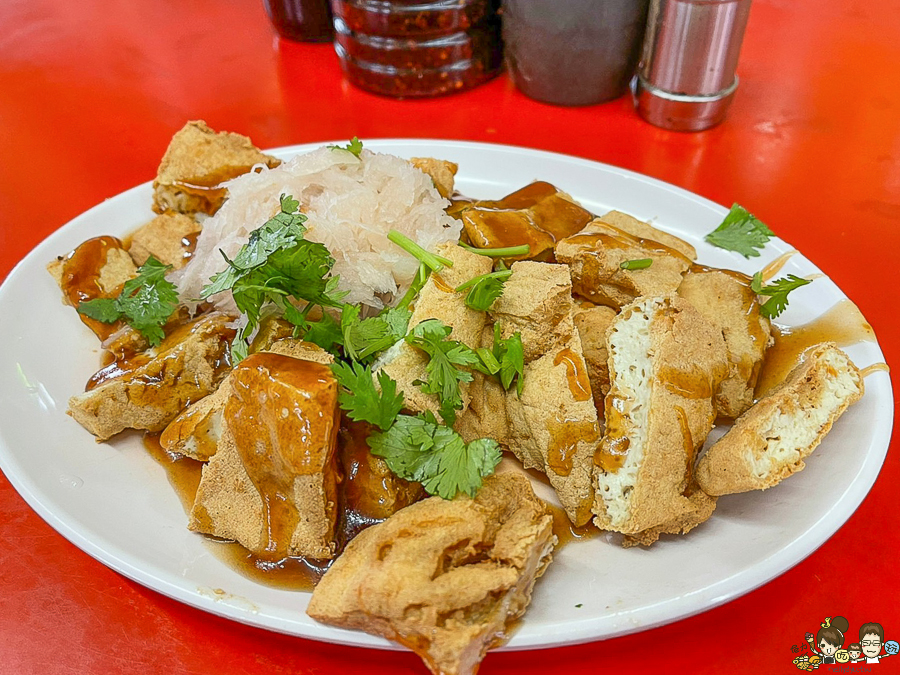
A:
634,0,752,131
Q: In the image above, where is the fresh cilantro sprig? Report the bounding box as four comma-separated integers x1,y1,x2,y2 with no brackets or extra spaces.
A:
494,328,525,396
368,411,502,500
340,304,411,362
620,258,653,270
750,272,812,319
330,361,404,431
705,204,774,258
455,269,512,311
387,230,453,273
327,137,363,157
404,319,480,425
200,194,347,360
78,256,179,347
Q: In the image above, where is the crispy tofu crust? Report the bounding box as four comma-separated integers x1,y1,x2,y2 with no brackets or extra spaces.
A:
160,340,333,460
596,211,697,261
378,243,492,417
621,482,717,547
593,296,728,536
307,473,555,675
573,304,618,413
189,353,340,559
555,218,692,309
128,211,201,270
67,313,235,440
410,157,458,198
696,343,863,496
152,120,280,216
678,267,772,419
490,261,576,363
455,326,511,446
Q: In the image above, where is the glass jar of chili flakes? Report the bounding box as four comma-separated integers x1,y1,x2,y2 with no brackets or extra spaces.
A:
330,0,502,98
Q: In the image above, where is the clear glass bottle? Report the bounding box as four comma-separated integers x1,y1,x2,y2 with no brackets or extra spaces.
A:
264,0,334,43
330,0,503,98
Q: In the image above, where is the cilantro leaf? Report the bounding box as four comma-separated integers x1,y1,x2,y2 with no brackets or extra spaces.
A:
704,204,774,258
330,361,404,431
455,269,512,312
340,304,410,362
77,256,179,347
328,137,363,158
405,319,479,425
368,413,502,499
495,328,524,395
750,272,812,319
299,311,342,352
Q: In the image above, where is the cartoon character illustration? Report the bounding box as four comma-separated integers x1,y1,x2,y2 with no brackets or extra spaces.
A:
806,616,850,665
847,643,864,663
792,654,821,671
859,622,895,663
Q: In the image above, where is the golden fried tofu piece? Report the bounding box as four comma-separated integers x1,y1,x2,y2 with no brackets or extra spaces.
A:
596,211,697,260
454,324,511,446
506,336,600,527
696,343,863,496
161,339,333,461
307,473,555,675
621,482,716,548
377,243,492,418
555,218,692,309
573,304,618,412
593,297,728,538
67,313,235,441
410,157,458,198
127,212,201,270
189,353,340,559
678,267,772,419
490,261,576,363
457,182,594,262
152,120,280,216
47,236,138,342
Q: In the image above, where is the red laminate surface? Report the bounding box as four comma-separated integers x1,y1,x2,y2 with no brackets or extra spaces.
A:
1,1,898,673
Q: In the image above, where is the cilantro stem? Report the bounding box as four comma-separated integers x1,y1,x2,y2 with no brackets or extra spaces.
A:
396,263,430,311
459,242,530,258
388,230,453,272
454,269,512,293
620,258,653,270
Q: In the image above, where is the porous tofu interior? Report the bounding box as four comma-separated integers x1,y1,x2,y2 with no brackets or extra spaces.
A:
595,298,659,527
747,349,860,479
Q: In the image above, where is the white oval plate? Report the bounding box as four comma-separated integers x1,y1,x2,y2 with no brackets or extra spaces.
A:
0,140,892,650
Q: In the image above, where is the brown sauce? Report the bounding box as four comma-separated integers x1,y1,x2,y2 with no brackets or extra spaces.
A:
860,363,890,378
568,225,693,266
755,300,875,398
181,230,200,264
546,413,599,476
553,348,592,402
595,395,629,472
171,165,265,213
759,250,798,282
547,502,599,549
58,235,127,341
431,273,455,293
226,353,339,559
657,365,716,399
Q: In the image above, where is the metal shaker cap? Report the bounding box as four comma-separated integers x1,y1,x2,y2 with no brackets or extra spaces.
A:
634,0,752,131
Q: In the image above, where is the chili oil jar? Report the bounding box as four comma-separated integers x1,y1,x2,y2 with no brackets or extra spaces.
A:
330,0,503,98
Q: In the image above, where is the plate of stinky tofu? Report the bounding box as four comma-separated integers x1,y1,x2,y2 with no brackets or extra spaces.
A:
0,129,891,671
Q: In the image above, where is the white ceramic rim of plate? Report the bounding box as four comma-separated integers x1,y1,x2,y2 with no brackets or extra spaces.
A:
0,139,892,651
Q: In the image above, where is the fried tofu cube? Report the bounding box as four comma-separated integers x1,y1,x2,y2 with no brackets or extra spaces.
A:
678,267,773,419
189,353,340,559
621,482,717,548
47,236,138,342
152,120,280,216
377,243,492,417
592,297,728,538
128,212,201,270
307,473,555,675
160,339,333,461
696,343,863,496
67,313,235,441
454,325,512,446
573,304,618,412
490,261,576,363
555,218,692,309
596,211,697,260
410,157,458,198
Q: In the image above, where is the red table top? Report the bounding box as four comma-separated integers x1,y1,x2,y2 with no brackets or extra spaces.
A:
1,1,898,673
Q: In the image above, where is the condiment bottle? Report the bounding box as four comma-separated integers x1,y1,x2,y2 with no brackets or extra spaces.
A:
503,0,650,106
330,0,503,98
634,0,752,131
263,0,334,43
